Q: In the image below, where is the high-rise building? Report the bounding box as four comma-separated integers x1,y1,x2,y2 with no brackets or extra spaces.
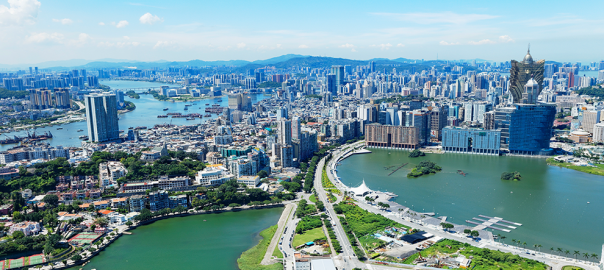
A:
331,65,345,86
292,117,301,140
493,103,556,155
54,88,70,109
278,120,292,146
85,93,119,142
509,47,545,103
326,74,337,96
369,61,375,73
365,124,419,149
442,127,501,155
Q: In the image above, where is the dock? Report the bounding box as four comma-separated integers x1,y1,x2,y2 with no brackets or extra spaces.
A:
478,215,522,226
465,220,511,232
388,163,408,176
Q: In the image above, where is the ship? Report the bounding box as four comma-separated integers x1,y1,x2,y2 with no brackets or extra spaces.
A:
204,114,211,117
78,135,88,139
57,127,63,130
157,115,169,118
77,129,84,132
186,117,195,120
205,103,210,105
0,136,21,145
184,107,188,111
185,104,192,107
163,108,169,111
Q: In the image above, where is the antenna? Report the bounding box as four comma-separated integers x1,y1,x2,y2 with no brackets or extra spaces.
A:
528,43,530,53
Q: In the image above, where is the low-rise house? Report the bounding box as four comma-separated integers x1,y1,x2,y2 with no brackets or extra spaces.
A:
195,165,235,186
8,221,41,236
237,175,260,188
0,204,13,215
0,167,19,180
168,195,188,209
110,197,128,208
129,195,147,212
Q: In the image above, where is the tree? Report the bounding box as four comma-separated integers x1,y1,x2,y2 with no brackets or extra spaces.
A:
440,223,454,231
463,229,471,235
94,217,109,227
257,170,269,179
71,255,82,262
557,248,563,256
564,250,570,257
574,250,580,261
470,230,479,239
42,194,59,207
125,221,133,227
90,224,96,231
12,231,25,239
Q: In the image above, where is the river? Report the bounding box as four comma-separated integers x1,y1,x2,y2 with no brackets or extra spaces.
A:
0,80,271,151
337,149,604,255
70,207,283,270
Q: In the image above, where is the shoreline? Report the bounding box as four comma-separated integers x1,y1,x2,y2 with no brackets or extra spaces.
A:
51,204,286,270
329,143,599,270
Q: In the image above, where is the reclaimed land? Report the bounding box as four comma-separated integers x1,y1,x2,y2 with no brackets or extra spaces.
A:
237,225,283,270
402,239,548,270
547,158,604,176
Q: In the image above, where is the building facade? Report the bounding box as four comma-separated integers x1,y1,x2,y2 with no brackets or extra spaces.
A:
85,93,119,142
442,127,501,155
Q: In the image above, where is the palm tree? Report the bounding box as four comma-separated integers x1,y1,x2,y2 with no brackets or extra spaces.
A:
512,239,517,247
537,244,542,253
591,253,598,262
497,234,502,243
583,253,589,261
500,235,507,243
522,242,527,249
557,248,563,256
549,247,554,257
564,250,570,257
533,244,538,251
574,251,580,261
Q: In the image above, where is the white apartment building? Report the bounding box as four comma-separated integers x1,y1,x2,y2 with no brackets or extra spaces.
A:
195,165,235,186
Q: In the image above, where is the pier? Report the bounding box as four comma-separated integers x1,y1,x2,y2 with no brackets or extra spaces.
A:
478,215,522,226
467,215,522,232
387,163,408,176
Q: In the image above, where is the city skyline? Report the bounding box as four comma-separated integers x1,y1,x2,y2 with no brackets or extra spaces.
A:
1,0,604,65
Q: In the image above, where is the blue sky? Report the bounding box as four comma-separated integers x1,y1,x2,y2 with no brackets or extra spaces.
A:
1,0,603,65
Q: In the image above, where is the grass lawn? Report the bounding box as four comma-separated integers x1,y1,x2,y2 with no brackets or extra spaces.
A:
547,158,604,176
309,194,317,203
358,234,387,251
237,225,282,270
562,266,584,270
292,227,326,247
272,244,283,258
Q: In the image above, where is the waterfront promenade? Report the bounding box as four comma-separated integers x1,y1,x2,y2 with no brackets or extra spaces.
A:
326,142,601,270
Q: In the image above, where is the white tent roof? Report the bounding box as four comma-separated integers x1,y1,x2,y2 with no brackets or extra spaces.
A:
350,179,372,196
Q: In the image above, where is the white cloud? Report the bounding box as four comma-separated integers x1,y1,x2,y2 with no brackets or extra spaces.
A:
98,41,140,48
468,39,496,45
154,40,175,49
123,36,130,40
0,0,41,26
396,43,405,47
52,18,72,25
499,35,514,43
351,48,357,52
26,32,64,43
371,12,498,25
237,43,246,48
139,13,163,25
115,20,129,28
372,43,393,50
298,44,309,49
440,41,460,46
69,33,91,46
98,22,105,26
338,43,355,48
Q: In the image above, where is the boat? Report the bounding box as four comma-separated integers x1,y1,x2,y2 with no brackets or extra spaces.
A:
128,127,134,129
77,129,84,132
457,170,466,176
163,108,169,111
184,107,188,110
78,135,88,139
119,130,124,133
185,104,192,107
157,115,169,118
186,117,195,120
204,114,211,117
205,103,210,105
57,127,63,130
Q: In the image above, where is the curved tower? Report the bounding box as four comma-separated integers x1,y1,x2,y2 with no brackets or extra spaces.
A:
509,46,545,103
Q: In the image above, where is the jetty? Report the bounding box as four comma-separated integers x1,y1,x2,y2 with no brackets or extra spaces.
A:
388,163,408,176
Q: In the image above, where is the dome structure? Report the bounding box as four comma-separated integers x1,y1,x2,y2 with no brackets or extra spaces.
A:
522,46,534,64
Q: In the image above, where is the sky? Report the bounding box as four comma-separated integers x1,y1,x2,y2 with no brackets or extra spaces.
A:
1,0,604,66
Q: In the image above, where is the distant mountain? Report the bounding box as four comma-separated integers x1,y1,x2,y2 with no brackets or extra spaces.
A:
251,54,309,65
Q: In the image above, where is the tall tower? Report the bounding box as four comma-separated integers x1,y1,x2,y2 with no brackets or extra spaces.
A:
331,65,345,86
326,74,337,96
278,120,292,146
85,93,119,142
509,46,545,103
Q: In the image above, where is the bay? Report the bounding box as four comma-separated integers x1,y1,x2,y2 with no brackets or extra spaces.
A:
337,149,604,255
70,207,283,270
0,80,270,151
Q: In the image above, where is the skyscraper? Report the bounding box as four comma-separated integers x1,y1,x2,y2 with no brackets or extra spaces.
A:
509,47,545,103
326,74,337,96
278,120,292,146
85,93,119,142
331,65,345,86
369,61,375,73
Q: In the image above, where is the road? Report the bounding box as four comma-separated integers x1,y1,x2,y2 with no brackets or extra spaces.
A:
262,203,294,265
314,157,366,270
325,144,600,270
279,204,300,270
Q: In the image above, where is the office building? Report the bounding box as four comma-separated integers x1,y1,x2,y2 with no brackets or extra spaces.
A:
493,103,556,155
278,120,292,146
442,127,501,155
582,110,601,134
85,93,119,142
326,74,337,96
331,65,345,86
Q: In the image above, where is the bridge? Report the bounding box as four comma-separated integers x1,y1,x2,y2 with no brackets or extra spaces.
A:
113,87,164,92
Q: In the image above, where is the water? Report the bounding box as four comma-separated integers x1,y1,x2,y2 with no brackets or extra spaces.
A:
337,149,604,255
0,80,271,150
71,207,283,270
